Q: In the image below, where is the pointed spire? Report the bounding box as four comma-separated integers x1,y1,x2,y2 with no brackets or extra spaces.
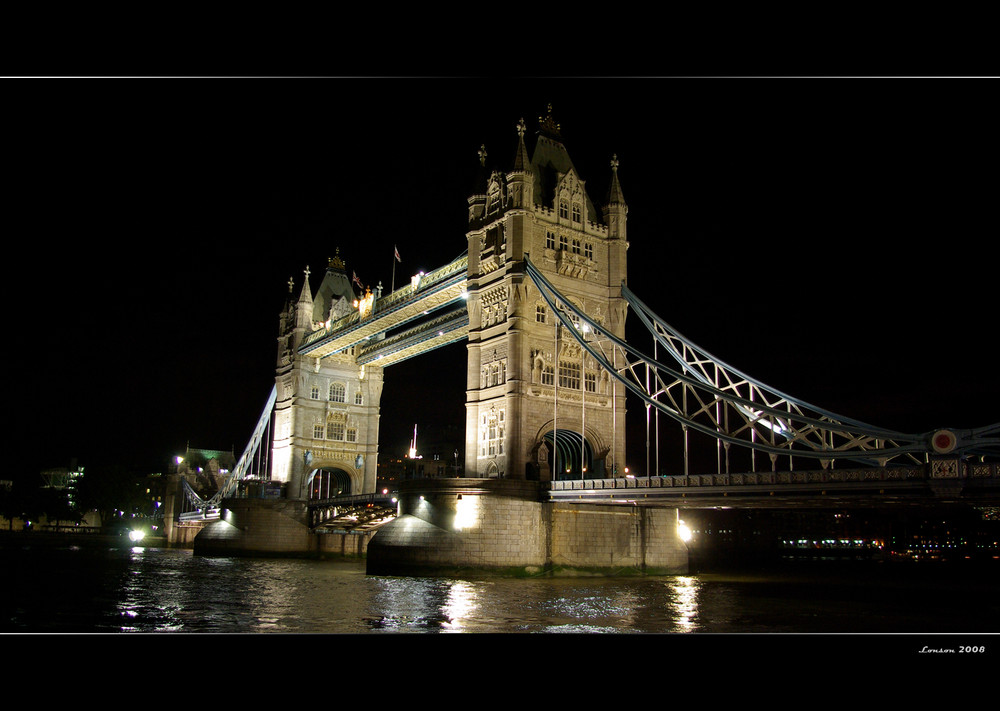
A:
298,265,313,304
605,154,627,207
512,117,530,172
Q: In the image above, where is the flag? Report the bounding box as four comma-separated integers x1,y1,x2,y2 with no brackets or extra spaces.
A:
352,271,363,288
394,245,401,262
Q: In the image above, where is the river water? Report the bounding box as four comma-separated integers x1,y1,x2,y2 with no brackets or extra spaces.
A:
2,538,998,649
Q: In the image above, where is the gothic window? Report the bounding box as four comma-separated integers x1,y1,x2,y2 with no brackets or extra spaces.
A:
585,371,597,393
559,200,568,219
572,239,581,255
498,409,505,455
559,361,581,390
572,203,581,223
584,242,593,260
559,234,568,251
541,364,554,385
354,391,363,405
535,304,546,323
313,423,325,439
311,384,320,400
328,422,345,441
329,383,346,403
347,428,357,442
546,231,556,249
480,407,505,458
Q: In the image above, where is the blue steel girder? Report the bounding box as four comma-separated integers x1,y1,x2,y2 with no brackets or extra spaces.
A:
523,257,999,465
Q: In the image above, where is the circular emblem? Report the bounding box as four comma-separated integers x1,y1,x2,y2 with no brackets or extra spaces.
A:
931,429,957,454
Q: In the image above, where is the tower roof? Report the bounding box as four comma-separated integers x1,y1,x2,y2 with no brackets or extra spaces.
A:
528,106,599,221
312,250,357,324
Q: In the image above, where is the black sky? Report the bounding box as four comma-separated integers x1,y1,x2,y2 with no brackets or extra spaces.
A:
6,76,997,478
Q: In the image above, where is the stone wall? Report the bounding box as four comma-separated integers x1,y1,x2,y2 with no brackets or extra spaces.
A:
193,499,311,556
549,504,686,574
366,478,688,576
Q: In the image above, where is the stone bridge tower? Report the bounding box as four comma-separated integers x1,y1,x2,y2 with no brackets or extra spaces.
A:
271,253,384,499
465,108,629,481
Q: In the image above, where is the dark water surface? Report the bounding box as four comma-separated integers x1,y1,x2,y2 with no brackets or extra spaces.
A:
3,538,998,647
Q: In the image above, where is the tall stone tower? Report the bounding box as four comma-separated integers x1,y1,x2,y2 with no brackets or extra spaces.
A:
464,108,629,481
271,252,384,499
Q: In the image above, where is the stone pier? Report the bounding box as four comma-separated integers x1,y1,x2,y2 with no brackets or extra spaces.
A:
366,478,688,576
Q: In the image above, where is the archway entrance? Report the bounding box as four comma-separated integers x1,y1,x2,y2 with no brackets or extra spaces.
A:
308,467,353,500
542,430,605,481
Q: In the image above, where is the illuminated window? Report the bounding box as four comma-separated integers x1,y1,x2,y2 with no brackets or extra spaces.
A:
559,361,580,389
329,383,346,403
480,408,505,458
313,423,325,439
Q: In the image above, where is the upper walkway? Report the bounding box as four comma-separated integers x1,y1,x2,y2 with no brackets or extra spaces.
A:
298,254,469,366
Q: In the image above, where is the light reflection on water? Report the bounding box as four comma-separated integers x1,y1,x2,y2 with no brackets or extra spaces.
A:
2,543,997,634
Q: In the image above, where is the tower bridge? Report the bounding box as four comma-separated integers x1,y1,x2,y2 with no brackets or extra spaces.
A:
180,107,999,573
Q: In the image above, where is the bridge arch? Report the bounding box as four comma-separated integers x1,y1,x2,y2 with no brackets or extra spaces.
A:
533,424,609,481
305,460,361,499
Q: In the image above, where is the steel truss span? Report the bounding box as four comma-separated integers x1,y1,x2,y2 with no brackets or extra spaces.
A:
524,257,999,468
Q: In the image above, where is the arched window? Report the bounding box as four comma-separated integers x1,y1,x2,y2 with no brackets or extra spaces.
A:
329,383,346,403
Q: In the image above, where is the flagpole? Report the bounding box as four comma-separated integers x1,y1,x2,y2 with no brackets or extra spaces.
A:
391,251,396,293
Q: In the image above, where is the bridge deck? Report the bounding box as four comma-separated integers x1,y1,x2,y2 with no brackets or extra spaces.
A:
547,462,1000,508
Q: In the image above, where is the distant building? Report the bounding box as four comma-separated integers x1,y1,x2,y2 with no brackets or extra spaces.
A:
40,460,85,510
171,446,236,498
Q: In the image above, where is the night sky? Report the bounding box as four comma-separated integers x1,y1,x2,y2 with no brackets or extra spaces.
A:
7,76,997,479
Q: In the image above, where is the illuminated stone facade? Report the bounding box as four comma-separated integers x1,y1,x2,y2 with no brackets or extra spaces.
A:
465,109,629,481
271,254,383,499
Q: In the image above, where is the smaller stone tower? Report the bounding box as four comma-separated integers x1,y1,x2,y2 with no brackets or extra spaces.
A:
271,252,385,499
